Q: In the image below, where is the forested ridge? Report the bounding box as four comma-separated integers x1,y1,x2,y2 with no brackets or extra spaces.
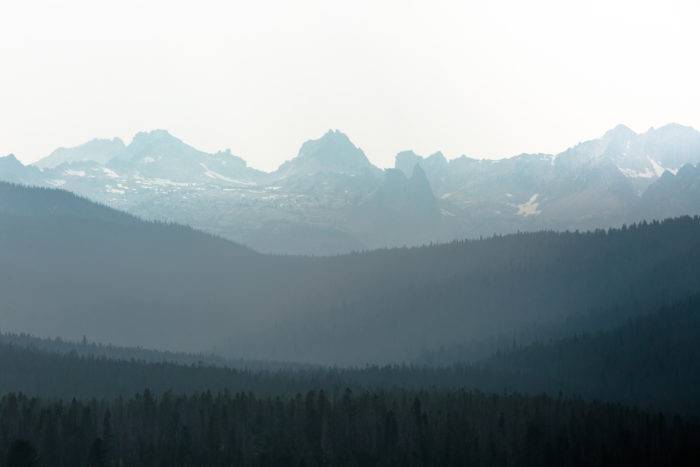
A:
1,390,698,467
3,182,700,364
3,183,700,465
479,296,700,414
0,333,309,371
2,295,699,414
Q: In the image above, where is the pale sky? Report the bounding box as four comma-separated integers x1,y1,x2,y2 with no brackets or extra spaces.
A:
1,0,699,171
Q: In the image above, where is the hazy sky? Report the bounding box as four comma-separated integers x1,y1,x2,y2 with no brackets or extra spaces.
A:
1,0,699,171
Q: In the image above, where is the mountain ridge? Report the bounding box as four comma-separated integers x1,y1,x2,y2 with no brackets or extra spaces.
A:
35,137,126,169
2,123,699,254
21,123,700,180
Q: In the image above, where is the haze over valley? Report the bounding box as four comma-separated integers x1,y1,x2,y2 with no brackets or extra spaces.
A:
2,1,700,465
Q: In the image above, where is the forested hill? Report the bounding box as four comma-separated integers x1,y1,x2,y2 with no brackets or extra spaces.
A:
2,296,700,414
3,389,698,467
476,295,700,414
0,332,310,371
224,216,700,363
2,182,700,363
1,302,700,466
0,182,255,256
0,182,258,351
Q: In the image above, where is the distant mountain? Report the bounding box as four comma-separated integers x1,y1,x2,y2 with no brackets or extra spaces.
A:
35,137,125,169
639,163,700,219
397,124,700,239
0,154,43,185
352,165,442,246
368,165,437,217
108,129,264,184
3,123,700,254
274,129,380,179
395,150,449,181
2,184,700,364
553,124,700,196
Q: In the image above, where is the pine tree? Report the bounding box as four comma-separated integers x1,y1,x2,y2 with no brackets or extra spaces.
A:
5,439,37,467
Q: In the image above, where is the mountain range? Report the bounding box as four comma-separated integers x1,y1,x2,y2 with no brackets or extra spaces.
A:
2,124,700,254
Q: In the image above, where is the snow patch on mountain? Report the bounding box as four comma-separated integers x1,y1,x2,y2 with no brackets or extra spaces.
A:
200,163,256,186
102,167,120,179
106,185,126,194
64,169,86,177
516,194,541,217
619,166,655,178
648,158,676,176
618,157,677,178
133,175,191,188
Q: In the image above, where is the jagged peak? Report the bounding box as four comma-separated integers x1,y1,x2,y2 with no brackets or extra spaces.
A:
645,123,700,138
394,151,422,176
656,122,694,131
395,149,420,160
395,150,448,179
286,129,373,172
395,150,421,162
120,129,202,161
395,150,446,163
453,154,480,163
1,153,20,162
0,154,26,168
292,129,358,156
130,129,180,144
302,129,357,151
604,124,636,139
321,128,350,139
59,136,124,149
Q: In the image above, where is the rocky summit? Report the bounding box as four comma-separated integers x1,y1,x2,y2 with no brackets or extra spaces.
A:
2,124,700,254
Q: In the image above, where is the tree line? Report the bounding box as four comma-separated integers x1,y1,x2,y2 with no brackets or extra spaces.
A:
2,293,700,415
1,389,698,467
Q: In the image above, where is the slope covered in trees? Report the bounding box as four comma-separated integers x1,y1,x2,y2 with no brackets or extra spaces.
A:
1,389,698,467
3,182,700,363
0,332,309,371
477,296,700,414
2,293,700,415
1,300,700,464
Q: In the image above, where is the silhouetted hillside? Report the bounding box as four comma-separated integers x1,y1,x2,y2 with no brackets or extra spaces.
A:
0,332,310,371
3,389,697,467
2,334,700,465
3,183,700,363
4,293,700,413
477,296,700,414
